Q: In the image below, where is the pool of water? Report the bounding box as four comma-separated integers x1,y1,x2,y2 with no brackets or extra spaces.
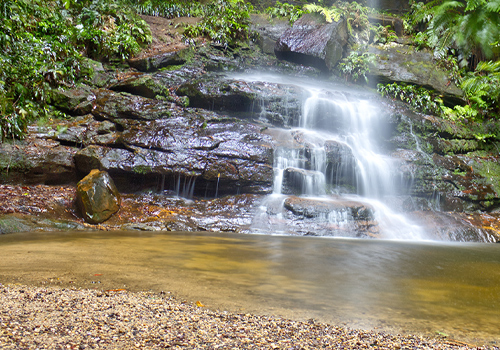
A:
0,231,499,346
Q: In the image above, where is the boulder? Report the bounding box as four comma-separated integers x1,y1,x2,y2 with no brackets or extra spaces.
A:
250,14,291,55
76,169,121,224
274,13,349,71
108,73,170,99
368,44,464,105
49,85,96,115
128,47,194,72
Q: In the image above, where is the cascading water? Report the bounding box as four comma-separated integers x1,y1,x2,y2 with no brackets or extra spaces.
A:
241,74,425,240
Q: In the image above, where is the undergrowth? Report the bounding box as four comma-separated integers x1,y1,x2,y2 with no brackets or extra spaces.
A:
0,0,151,141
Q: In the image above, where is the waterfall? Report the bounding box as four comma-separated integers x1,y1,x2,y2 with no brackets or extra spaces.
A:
236,73,425,240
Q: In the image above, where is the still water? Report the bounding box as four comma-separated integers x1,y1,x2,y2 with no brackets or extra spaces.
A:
1,231,499,345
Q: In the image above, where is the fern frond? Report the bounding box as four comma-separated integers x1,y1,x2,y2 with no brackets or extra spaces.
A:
321,8,332,23
486,0,500,12
465,0,486,11
303,3,340,23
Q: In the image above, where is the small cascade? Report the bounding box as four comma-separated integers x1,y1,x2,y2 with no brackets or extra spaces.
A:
239,74,425,239
159,173,197,199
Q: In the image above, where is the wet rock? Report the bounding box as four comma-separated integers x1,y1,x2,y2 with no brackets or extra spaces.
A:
0,136,77,185
108,73,170,99
324,140,357,188
367,44,463,105
176,76,256,113
409,211,500,242
282,167,324,195
176,75,304,126
49,115,121,147
49,85,96,115
250,14,291,55
274,13,349,71
284,196,373,220
73,112,274,196
91,89,172,121
128,47,194,72
76,169,121,224
0,213,88,234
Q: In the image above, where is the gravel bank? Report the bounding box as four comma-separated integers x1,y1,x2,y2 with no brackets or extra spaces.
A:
0,285,495,349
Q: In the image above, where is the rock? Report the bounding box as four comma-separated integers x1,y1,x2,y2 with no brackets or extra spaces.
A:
250,14,291,55
108,73,170,99
176,74,304,126
76,170,121,224
0,136,77,185
324,140,357,188
284,196,374,220
274,13,349,71
91,89,172,121
281,167,325,195
128,47,194,72
367,44,464,105
73,111,275,196
49,85,96,115
176,76,257,113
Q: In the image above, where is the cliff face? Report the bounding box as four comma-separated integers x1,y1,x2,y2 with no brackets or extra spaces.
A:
1,15,500,242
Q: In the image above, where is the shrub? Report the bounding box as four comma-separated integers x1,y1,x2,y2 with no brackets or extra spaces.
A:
0,0,152,141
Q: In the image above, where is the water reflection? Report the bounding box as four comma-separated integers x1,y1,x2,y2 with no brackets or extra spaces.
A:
0,231,499,345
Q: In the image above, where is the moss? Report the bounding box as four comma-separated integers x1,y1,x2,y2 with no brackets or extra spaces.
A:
472,159,500,196
133,165,152,175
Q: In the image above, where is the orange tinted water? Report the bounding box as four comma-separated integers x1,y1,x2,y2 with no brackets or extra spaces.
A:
0,231,499,346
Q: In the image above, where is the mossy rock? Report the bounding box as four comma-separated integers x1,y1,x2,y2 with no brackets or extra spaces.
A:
76,169,121,224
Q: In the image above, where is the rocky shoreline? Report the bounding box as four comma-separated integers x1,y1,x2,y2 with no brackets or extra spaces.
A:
0,284,494,349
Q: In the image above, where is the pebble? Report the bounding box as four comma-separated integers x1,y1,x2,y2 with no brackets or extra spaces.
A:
0,284,496,349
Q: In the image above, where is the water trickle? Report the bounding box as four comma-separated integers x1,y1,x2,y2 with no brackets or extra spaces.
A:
233,73,425,239
215,173,220,198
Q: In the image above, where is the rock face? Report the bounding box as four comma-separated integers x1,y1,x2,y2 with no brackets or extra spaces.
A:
368,44,463,105
76,170,121,224
274,13,349,71
250,14,291,55
128,47,194,72
176,74,304,126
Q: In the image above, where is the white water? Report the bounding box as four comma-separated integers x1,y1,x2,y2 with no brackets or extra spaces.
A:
234,73,425,240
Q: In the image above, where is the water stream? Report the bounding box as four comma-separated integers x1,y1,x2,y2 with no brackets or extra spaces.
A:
233,73,425,240
1,231,499,346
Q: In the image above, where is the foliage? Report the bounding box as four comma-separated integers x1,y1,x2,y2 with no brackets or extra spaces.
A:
265,1,303,24
183,0,253,48
338,1,370,32
303,2,370,32
303,3,341,23
370,24,398,44
377,83,443,115
338,51,375,83
410,0,500,66
0,0,152,141
74,0,152,61
133,0,204,18
460,61,500,117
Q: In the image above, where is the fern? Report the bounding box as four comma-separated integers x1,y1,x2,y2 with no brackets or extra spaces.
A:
303,4,341,23
413,0,500,67
461,61,500,112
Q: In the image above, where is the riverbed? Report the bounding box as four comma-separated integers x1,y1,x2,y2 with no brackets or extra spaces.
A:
0,231,499,346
